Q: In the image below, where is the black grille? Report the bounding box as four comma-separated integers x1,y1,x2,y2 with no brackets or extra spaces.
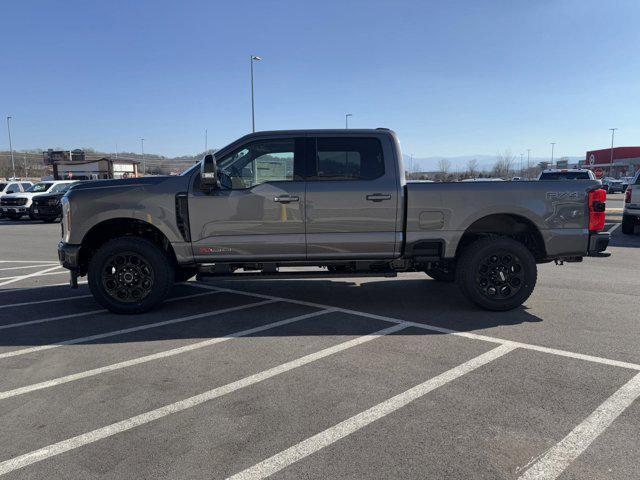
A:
1,197,27,206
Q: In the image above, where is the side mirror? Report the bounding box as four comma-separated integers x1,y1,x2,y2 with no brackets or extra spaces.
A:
200,154,220,190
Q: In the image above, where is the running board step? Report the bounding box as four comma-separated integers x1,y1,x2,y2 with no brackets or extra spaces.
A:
195,270,398,281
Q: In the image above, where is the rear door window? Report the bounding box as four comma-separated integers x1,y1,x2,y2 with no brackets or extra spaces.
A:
539,171,591,180
311,137,384,181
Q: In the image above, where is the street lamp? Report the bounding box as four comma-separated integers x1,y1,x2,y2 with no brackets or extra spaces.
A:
345,113,353,129
550,142,556,166
140,138,145,176
250,55,262,132
609,128,618,170
526,149,531,178
6,116,15,179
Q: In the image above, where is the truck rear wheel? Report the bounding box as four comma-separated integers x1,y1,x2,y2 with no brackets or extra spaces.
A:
88,237,174,314
621,215,636,235
456,236,537,311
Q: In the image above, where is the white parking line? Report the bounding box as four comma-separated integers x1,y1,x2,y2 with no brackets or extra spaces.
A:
0,264,58,272
0,297,270,359
0,265,62,288
0,271,67,281
0,322,407,476
608,222,621,233
0,289,221,331
0,260,60,264
518,372,640,480
228,343,515,480
190,283,640,371
0,281,87,294
0,294,93,310
0,308,335,400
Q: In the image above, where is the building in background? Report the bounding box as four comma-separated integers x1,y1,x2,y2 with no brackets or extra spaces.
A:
53,157,139,180
582,147,640,178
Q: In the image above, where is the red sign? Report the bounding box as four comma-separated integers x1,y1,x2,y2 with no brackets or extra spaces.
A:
594,168,604,179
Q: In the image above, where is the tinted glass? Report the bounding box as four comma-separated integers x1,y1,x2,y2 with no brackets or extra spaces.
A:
20,183,31,189
0,183,7,191
539,172,591,180
314,137,384,180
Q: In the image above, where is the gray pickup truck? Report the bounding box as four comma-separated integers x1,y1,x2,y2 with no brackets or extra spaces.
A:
58,129,610,314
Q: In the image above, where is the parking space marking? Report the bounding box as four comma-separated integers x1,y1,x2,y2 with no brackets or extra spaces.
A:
0,289,221,331
0,297,270,359
0,265,62,288
0,260,60,264
608,222,621,233
518,372,640,480
0,294,93,310
0,280,88,294
0,309,335,400
0,271,67,281
0,323,407,476
227,343,515,480
0,264,59,272
190,283,640,371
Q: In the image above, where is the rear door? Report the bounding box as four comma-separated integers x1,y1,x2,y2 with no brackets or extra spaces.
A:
305,135,400,259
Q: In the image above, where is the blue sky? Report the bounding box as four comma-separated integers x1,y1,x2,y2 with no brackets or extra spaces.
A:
2,0,640,159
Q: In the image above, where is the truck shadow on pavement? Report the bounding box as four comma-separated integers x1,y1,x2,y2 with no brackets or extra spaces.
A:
0,279,543,348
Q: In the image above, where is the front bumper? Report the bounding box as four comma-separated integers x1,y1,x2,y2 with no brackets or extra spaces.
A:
1,206,28,214
58,242,82,270
587,231,610,256
32,205,61,218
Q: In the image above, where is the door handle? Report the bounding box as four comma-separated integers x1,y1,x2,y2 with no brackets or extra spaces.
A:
274,195,300,203
366,193,392,202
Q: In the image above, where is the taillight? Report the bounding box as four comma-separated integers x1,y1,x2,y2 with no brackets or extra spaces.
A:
589,188,606,232
625,188,632,203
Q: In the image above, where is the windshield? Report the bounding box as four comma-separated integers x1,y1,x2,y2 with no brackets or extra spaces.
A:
0,183,6,191
27,182,53,193
540,171,591,180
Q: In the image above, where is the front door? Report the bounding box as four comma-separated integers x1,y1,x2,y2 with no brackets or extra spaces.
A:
189,136,306,262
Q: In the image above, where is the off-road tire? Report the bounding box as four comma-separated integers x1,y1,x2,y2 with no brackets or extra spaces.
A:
88,237,174,314
456,236,537,311
621,215,636,235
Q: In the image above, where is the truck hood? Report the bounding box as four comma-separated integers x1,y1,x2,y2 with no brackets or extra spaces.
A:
69,176,171,192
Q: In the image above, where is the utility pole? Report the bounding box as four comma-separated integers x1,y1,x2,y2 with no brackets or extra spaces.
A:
609,128,618,173
550,142,556,166
140,138,145,176
345,113,353,129
250,55,262,132
6,116,15,179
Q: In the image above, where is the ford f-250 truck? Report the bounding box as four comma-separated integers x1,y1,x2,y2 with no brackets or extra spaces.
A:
58,129,610,314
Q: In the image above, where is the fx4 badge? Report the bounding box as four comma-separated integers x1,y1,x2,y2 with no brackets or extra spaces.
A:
199,246,232,254
546,191,580,200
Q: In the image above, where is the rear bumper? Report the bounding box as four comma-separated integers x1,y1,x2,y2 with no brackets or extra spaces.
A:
587,231,610,256
58,242,82,270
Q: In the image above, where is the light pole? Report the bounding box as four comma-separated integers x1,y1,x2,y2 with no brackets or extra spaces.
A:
550,142,556,166
250,55,262,132
140,138,145,176
609,128,617,173
6,116,15,179
526,149,531,178
345,113,353,129
520,153,524,176
204,129,208,153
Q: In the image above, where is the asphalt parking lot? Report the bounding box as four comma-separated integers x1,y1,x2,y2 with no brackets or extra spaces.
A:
0,216,639,479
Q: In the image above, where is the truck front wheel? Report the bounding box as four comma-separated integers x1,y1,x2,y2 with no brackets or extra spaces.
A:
88,237,174,314
456,237,537,311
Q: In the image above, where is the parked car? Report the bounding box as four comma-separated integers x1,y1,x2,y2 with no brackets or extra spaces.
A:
0,181,33,217
620,176,634,192
58,129,610,314
601,177,624,193
538,169,597,180
0,180,75,220
30,181,80,223
622,171,640,235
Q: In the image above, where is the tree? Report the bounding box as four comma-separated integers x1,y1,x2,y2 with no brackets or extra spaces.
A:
492,150,515,178
437,158,451,175
466,158,479,177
